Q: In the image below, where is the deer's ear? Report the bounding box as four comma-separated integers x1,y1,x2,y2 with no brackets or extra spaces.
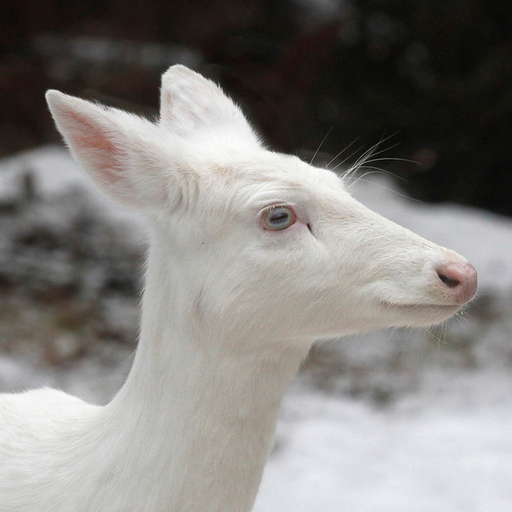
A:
159,65,259,144
46,90,171,210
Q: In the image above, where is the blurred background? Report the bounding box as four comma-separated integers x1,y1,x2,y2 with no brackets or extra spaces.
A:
2,0,512,213
1,1,512,511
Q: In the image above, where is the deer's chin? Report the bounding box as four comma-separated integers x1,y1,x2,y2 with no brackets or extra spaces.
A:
379,301,463,326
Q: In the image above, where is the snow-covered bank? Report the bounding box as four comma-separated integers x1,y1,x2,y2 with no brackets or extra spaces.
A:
256,371,512,512
1,146,511,511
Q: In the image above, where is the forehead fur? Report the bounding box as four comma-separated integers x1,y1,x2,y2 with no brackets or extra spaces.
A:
151,120,347,218
194,148,347,214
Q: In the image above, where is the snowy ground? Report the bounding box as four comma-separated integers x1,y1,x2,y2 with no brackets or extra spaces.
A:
1,146,511,511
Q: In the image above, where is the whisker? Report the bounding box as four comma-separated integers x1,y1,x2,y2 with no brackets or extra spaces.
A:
359,156,420,168
357,167,407,183
331,145,365,174
310,127,334,165
340,136,400,178
346,174,422,202
348,166,408,185
325,138,361,169
353,142,401,168
423,325,448,347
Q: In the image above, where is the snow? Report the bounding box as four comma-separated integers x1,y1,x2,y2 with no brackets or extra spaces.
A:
255,370,512,512
1,146,512,511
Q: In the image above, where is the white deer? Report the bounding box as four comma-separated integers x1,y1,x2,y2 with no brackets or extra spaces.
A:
0,65,477,512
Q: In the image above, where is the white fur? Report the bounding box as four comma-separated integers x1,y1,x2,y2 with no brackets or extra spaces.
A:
0,65,475,511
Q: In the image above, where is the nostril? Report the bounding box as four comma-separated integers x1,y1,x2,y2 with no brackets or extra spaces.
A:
436,262,478,304
438,272,460,288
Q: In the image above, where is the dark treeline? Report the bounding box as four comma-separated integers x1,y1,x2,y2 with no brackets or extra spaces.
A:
1,0,512,216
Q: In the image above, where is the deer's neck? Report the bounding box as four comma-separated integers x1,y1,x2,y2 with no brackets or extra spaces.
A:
98,243,305,511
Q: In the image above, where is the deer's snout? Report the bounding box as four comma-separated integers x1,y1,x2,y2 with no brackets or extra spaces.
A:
436,262,477,304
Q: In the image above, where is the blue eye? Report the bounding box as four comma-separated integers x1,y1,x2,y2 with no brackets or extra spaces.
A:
261,205,296,231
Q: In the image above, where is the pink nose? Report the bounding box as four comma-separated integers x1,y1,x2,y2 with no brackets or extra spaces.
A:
436,262,478,304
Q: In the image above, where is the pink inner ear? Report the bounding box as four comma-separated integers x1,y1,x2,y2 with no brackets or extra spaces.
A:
66,109,124,187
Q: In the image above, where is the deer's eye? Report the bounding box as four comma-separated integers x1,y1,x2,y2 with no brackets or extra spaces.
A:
261,205,297,231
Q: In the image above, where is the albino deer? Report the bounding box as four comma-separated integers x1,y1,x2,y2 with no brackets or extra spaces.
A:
0,65,476,512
